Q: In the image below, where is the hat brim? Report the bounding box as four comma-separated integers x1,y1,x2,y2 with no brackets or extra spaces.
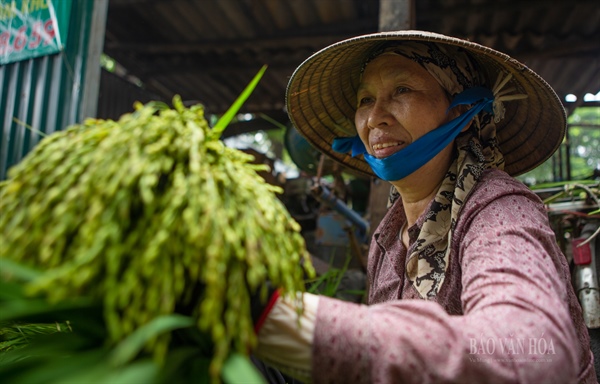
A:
285,30,566,178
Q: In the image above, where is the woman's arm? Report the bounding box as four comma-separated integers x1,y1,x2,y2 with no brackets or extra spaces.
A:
310,191,581,383
254,292,319,383
256,190,584,383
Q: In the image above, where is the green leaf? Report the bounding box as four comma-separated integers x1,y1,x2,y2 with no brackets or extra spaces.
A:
0,259,41,283
258,113,287,130
0,321,73,353
221,353,266,384
0,279,27,300
155,346,211,384
0,297,98,323
61,359,159,384
0,293,105,342
211,65,267,137
528,179,597,190
109,314,194,367
0,334,108,384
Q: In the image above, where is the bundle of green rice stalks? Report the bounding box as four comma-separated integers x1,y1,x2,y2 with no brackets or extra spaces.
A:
0,68,314,382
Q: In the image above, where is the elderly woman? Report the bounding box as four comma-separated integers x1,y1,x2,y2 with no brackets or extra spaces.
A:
253,31,596,383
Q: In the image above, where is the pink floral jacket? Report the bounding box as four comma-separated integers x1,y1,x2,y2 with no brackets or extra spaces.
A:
312,169,596,383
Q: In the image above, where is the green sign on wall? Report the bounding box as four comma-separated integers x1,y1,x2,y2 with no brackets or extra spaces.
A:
0,0,73,65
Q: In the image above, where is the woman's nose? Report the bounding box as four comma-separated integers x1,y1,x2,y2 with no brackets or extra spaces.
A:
367,100,394,130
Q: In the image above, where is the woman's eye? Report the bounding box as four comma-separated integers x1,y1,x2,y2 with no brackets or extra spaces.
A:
395,86,409,95
357,96,373,106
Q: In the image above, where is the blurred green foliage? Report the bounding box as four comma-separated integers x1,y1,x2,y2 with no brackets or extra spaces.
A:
518,106,600,185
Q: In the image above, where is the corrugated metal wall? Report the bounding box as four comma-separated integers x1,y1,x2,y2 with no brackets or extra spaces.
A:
0,0,107,180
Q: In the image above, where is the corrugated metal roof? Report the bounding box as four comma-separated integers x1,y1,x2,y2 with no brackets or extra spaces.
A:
102,0,599,123
417,0,599,112
103,0,376,120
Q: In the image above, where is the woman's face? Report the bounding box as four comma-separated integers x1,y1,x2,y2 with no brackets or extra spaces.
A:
355,53,455,160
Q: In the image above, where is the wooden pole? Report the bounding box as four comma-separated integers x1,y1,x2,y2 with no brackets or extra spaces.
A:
80,0,109,120
378,0,415,31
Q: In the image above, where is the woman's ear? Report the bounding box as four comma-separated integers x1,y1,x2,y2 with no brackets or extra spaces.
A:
450,104,473,132
461,115,473,132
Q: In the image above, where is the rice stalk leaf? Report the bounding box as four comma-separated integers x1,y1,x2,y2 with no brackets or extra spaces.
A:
0,297,97,323
156,346,211,384
3,347,108,384
109,314,194,367
59,358,159,384
221,353,266,384
0,321,70,352
211,65,267,137
0,331,106,377
0,259,41,283
0,279,27,300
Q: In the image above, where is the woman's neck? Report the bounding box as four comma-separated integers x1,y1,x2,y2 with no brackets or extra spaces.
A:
394,179,441,228
390,144,454,228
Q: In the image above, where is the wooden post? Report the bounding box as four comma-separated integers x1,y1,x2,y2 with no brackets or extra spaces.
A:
378,0,415,31
80,0,109,121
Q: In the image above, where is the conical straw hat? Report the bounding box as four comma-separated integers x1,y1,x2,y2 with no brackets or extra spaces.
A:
286,30,566,178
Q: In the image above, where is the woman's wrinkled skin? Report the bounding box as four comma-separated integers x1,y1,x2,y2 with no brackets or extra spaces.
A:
354,53,461,239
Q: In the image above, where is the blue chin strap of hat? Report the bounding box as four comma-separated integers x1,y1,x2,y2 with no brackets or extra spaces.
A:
332,87,495,181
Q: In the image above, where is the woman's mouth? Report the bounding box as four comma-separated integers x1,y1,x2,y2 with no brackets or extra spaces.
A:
372,141,404,157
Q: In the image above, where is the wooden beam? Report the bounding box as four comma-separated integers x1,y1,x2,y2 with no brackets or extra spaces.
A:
81,0,109,120
108,0,167,5
418,0,597,22
104,35,351,54
511,41,600,60
104,19,377,54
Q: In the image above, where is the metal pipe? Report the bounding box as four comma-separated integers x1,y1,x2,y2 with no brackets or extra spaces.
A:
312,184,370,236
573,222,600,329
